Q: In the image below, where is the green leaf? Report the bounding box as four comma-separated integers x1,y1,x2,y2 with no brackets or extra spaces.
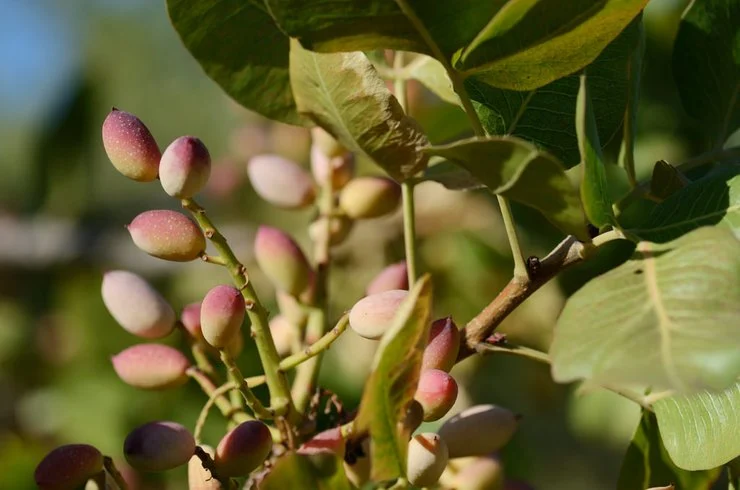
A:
265,0,501,58
649,160,690,201
654,382,740,471
259,452,352,490
421,160,485,191
617,410,721,489
618,16,645,186
466,18,642,167
577,73,616,229
424,136,589,239
457,0,648,90
166,0,305,125
551,226,740,393
355,275,433,481
402,56,460,106
289,42,429,181
673,0,740,146
628,167,740,242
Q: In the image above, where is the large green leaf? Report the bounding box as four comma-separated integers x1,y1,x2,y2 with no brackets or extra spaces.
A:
265,0,503,58
289,42,429,181
424,136,589,239
551,226,740,393
401,56,460,106
577,73,616,229
166,0,305,125
628,167,740,242
617,410,720,489
457,0,648,90
355,275,433,481
673,0,740,145
466,19,642,167
259,452,352,490
654,382,740,471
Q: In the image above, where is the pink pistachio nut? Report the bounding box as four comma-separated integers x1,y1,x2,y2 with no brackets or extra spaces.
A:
128,210,206,262
159,136,211,198
254,226,312,297
406,433,449,487
421,317,461,373
215,421,273,477
112,343,190,390
438,405,519,459
414,369,459,422
339,177,401,219
34,444,104,490
102,108,161,182
200,285,246,349
247,154,315,209
348,289,409,340
124,421,195,472
102,270,175,339
366,261,409,295
310,143,355,189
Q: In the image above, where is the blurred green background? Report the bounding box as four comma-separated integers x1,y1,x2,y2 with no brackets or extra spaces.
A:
0,1,731,488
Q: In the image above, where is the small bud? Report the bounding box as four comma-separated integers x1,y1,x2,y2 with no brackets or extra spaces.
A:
102,109,160,182
339,177,401,219
438,405,519,458
112,344,190,390
310,143,354,189
366,261,409,295
451,455,504,490
270,314,297,357
348,290,408,340
254,226,311,296
308,215,354,246
200,285,245,349
102,270,175,338
247,155,315,208
215,421,273,477
276,290,308,327
311,127,347,158
35,444,103,490
128,210,206,262
422,317,461,373
414,369,458,422
407,433,449,487
159,136,211,198
124,421,195,472
180,302,204,342
188,445,222,490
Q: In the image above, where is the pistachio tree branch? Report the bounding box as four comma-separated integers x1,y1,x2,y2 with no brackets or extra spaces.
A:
219,351,273,419
458,235,589,360
181,198,295,419
187,367,235,420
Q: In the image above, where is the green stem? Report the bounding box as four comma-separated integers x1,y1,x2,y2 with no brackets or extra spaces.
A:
292,157,335,414
392,0,526,279
182,198,294,418
280,314,349,372
187,367,235,421
394,52,419,288
219,350,273,419
401,181,418,287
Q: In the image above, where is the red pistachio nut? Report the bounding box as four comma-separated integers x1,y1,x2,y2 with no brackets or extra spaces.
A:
35,444,103,490
421,317,461,373
414,369,459,422
159,136,211,198
366,261,409,295
215,421,273,477
200,285,245,349
438,405,519,458
407,433,449,487
348,289,408,340
112,344,190,390
124,421,195,472
339,177,401,219
310,143,355,190
247,154,315,209
102,270,175,339
102,108,160,182
180,302,204,342
128,210,206,262
254,226,312,296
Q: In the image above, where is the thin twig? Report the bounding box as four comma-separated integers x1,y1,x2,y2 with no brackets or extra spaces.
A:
280,314,349,372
